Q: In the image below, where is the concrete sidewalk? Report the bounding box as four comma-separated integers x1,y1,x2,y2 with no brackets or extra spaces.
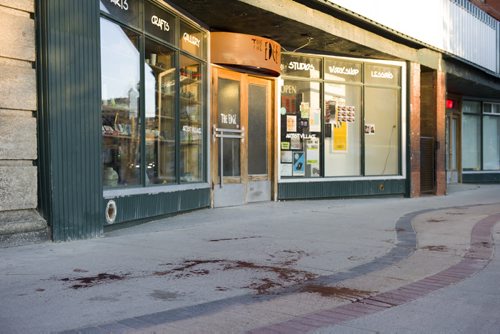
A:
0,184,499,333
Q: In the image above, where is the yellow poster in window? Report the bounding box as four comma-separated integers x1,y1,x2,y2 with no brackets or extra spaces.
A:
333,122,348,152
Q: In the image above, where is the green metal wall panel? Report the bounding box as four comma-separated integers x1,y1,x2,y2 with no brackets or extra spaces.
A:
463,173,500,183
38,0,102,240
104,188,210,225
278,180,406,200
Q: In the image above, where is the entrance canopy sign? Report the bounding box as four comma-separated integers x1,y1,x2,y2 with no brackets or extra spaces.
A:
211,32,281,77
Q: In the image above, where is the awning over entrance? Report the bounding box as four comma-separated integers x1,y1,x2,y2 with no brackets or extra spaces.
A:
169,0,500,100
167,0,413,61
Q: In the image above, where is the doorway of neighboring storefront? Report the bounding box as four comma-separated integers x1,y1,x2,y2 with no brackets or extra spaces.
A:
446,110,461,183
211,67,274,207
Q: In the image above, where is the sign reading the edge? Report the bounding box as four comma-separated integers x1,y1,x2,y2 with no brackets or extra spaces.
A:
211,32,281,77
144,1,175,44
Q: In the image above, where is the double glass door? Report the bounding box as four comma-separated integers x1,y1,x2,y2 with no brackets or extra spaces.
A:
211,67,273,207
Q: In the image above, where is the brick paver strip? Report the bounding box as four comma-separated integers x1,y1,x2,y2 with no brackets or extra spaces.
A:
249,212,500,333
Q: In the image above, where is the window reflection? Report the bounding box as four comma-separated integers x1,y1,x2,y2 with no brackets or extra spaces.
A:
145,39,176,184
101,18,141,187
180,55,204,182
100,5,207,189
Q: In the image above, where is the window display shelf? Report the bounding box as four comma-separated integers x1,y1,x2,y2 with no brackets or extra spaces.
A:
103,134,135,140
180,76,201,86
155,114,175,120
102,104,130,112
149,64,173,73
103,134,175,144
180,118,201,124
180,96,201,106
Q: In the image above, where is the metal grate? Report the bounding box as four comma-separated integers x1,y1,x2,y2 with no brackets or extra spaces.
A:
420,137,436,193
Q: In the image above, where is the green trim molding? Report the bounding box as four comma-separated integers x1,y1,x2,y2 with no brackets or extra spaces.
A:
103,188,210,225
278,179,406,200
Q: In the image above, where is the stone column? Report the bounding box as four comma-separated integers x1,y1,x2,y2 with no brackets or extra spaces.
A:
0,0,49,246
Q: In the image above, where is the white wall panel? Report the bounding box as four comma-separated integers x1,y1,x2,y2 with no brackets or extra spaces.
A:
327,0,499,73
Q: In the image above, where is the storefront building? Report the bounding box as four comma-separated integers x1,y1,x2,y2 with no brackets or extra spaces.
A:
36,0,213,241
34,0,415,241
1,0,498,244
1,0,433,242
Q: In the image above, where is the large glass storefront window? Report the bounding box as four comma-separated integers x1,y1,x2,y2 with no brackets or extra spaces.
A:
462,101,500,172
364,87,400,175
279,53,404,179
483,103,500,170
462,101,481,171
101,19,141,187
324,83,362,176
100,1,206,189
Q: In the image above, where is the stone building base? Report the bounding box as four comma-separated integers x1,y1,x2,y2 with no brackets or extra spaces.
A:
0,210,49,247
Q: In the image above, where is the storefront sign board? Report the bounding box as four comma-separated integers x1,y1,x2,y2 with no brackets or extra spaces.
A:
211,32,281,77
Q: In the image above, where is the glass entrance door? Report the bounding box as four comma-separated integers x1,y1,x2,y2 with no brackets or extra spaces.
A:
212,67,273,207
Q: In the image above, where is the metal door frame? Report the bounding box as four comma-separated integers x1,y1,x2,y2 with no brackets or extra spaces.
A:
210,66,274,207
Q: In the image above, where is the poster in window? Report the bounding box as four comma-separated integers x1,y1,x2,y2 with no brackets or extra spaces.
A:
309,108,321,132
281,141,290,150
300,102,310,118
286,115,297,132
333,121,348,152
306,137,320,177
292,151,305,176
280,163,293,176
281,115,288,140
364,123,376,135
281,150,293,163
298,119,309,131
326,100,337,123
290,134,302,150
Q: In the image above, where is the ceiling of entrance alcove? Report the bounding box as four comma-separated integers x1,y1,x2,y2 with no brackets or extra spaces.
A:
168,0,500,99
167,0,399,60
